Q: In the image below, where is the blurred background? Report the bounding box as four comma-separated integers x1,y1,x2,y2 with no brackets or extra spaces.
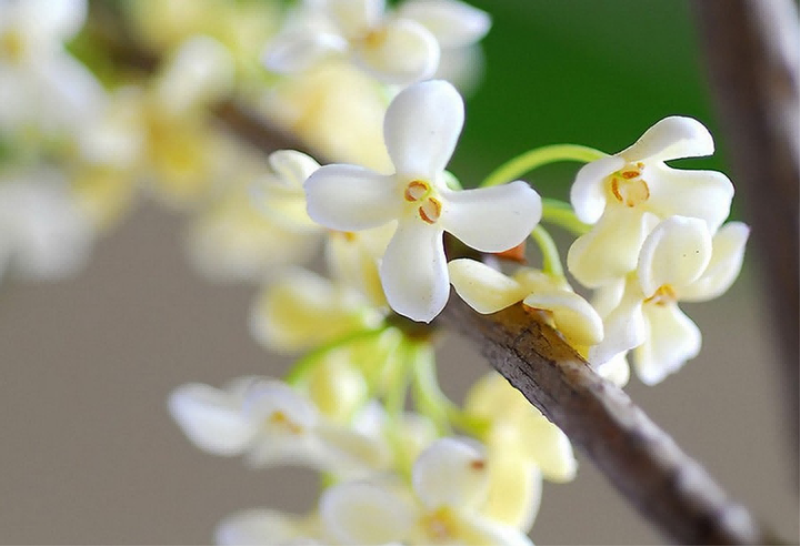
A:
0,0,797,543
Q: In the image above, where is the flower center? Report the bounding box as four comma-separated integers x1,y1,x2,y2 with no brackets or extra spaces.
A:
421,507,458,542
404,180,442,224
644,284,677,306
609,162,650,207
0,30,26,63
267,410,304,434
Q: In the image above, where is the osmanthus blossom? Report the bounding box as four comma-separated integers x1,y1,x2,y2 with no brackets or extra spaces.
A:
305,80,542,322
567,116,735,288
590,216,750,385
264,0,490,86
0,0,104,140
448,259,604,350
186,150,325,282
465,373,577,484
319,437,535,546
0,168,94,282
216,508,323,546
168,377,390,476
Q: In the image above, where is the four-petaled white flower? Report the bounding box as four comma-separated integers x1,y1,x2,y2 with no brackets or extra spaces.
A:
264,0,489,85
590,216,749,385
168,377,388,475
305,80,542,322
319,437,535,546
568,116,735,288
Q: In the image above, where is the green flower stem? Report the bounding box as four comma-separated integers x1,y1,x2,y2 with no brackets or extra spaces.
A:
480,144,607,188
284,326,387,386
531,225,564,278
541,198,592,235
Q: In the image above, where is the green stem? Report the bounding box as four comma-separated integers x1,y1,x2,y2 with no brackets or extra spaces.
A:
480,144,607,188
284,327,387,386
531,225,564,278
409,343,451,434
541,198,592,235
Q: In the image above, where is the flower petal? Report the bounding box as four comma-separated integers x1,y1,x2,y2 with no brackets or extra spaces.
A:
383,79,463,178
305,164,401,230
618,116,714,163
268,150,322,190
448,258,528,314
637,216,712,297
329,0,385,37
413,437,489,511
589,279,647,366
680,222,750,302
380,220,449,322
441,180,542,252
263,31,348,73
249,268,371,353
168,383,255,455
216,509,314,546
243,380,319,431
567,208,659,288
481,454,542,532
645,164,734,232
596,352,631,387
355,19,439,84
634,303,701,385
522,290,604,347
570,155,624,224
398,0,491,48
320,481,415,545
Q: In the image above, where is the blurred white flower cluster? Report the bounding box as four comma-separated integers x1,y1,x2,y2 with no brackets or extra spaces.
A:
1,0,749,543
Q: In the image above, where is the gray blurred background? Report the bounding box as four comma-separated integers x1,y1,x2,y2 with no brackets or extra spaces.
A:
0,0,797,544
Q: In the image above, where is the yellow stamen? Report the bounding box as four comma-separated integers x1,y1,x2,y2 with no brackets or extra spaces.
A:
405,180,430,202
0,30,25,63
418,197,442,224
644,285,677,306
268,411,303,434
609,162,650,207
421,507,458,541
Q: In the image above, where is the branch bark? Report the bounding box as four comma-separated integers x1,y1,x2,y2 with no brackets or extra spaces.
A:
439,298,772,544
692,0,800,457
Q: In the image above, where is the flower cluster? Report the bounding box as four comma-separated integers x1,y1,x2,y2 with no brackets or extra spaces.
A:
0,0,750,544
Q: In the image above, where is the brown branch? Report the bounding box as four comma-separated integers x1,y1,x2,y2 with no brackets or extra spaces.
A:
692,0,800,460
439,298,773,544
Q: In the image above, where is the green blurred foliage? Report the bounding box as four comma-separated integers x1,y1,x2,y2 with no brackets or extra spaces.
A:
451,0,725,202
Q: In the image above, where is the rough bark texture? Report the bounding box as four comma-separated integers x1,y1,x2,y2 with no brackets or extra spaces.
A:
692,0,800,455
439,297,770,544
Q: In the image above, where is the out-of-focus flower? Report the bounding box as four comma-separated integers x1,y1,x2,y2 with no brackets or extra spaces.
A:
169,377,389,475
590,216,749,384
465,373,577,484
320,437,535,545
0,0,103,145
567,116,734,288
0,168,94,282
305,80,541,322
216,508,323,546
260,60,393,170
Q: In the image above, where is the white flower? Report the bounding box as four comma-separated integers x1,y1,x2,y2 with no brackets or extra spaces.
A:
249,267,383,353
0,0,103,138
590,216,749,384
568,116,735,288
168,377,389,475
264,0,486,85
216,509,322,546
0,168,94,282
305,80,542,322
465,373,577,484
319,437,535,546
448,259,603,349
